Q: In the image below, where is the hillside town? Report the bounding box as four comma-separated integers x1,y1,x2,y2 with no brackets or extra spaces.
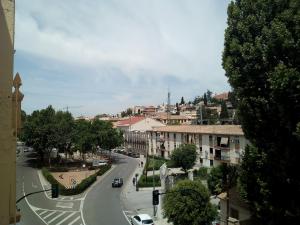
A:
1,1,299,225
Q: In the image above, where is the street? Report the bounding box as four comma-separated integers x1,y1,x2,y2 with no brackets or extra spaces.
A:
16,150,139,225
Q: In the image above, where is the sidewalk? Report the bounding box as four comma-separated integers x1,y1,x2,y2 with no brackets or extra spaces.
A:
121,157,172,225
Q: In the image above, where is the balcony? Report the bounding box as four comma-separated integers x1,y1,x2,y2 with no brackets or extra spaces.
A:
214,155,230,162
214,145,230,151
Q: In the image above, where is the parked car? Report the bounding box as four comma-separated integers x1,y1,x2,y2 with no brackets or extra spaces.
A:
112,178,123,188
131,214,154,225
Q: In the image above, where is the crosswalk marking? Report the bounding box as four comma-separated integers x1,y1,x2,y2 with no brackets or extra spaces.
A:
56,212,77,225
47,211,66,224
43,211,56,219
68,216,80,225
39,210,48,216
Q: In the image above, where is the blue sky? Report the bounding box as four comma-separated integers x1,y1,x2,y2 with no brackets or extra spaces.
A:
15,0,231,116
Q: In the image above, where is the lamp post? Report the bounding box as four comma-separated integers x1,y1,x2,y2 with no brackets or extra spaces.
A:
135,173,139,191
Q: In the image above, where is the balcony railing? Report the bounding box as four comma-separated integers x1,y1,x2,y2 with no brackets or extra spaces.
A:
214,155,230,161
214,145,230,150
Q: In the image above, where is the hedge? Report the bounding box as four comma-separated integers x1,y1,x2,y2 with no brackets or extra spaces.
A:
138,174,161,188
41,164,111,196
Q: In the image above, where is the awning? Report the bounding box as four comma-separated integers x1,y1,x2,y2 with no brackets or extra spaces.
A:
221,137,229,145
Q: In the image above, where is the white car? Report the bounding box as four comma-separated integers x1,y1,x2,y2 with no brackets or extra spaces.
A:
131,214,154,225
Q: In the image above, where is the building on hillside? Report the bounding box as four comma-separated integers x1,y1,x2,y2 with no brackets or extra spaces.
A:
214,92,229,101
133,106,145,115
147,125,247,167
116,116,165,156
143,106,157,116
153,114,192,125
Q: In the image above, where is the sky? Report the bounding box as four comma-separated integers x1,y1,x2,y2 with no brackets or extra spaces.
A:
14,0,231,117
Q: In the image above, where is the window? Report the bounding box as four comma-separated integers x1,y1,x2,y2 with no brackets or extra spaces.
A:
134,216,141,222
200,158,203,164
200,147,202,152
210,160,213,167
210,148,213,154
173,133,176,139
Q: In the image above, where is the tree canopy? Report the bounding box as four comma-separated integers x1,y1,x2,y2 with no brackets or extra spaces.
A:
170,144,197,173
223,0,300,224
163,179,217,225
22,105,123,165
219,101,229,120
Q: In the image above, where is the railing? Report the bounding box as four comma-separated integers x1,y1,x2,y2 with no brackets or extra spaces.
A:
214,155,230,161
214,145,230,150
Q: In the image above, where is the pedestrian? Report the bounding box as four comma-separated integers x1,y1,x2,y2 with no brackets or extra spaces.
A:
132,177,136,186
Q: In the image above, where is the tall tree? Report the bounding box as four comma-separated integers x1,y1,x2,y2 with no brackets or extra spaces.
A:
22,106,57,165
163,180,217,225
180,96,185,105
203,93,208,106
219,101,229,120
206,90,212,102
170,144,197,173
223,0,300,224
54,111,74,159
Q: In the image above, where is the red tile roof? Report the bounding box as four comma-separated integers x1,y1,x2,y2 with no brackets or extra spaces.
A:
117,116,145,126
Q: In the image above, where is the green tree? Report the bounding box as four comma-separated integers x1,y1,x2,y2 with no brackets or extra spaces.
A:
22,106,57,165
91,120,123,150
219,101,229,120
72,119,95,159
163,180,217,225
206,90,212,102
203,93,208,106
180,96,185,105
202,107,219,125
223,1,300,224
170,144,197,173
54,111,74,159
207,164,238,195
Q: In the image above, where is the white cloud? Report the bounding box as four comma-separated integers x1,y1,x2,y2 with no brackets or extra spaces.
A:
15,0,230,81
15,0,231,115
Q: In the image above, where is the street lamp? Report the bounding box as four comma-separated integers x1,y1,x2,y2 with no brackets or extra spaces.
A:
135,173,139,191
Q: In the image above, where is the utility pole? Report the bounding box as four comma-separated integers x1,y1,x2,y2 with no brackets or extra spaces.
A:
0,0,17,224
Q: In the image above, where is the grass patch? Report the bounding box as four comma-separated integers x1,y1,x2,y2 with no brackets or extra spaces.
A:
146,157,176,171
138,174,161,187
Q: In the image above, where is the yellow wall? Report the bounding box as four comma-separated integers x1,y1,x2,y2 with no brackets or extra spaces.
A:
0,0,16,224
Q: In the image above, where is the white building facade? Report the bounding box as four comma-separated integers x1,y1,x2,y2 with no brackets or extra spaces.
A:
117,116,165,156
147,125,248,167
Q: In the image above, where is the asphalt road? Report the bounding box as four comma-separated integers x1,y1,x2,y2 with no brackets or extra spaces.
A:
83,153,138,225
16,149,138,225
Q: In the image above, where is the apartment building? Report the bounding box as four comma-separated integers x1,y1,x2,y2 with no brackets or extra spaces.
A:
147,125,247,167
116,116,165,156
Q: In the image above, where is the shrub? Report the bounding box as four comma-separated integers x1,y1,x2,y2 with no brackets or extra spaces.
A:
138,174,161,187
48,167,69,172
96,164,111,176
194,167,208,179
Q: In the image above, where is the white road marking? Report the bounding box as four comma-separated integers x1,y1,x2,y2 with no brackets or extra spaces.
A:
47,211,66,224
39,210,48,216
22,182,47,225
123,211,132,225
56,202,74,209
68,216,80,225
32,182,38,188
56,212,76,225
43,211,56,219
